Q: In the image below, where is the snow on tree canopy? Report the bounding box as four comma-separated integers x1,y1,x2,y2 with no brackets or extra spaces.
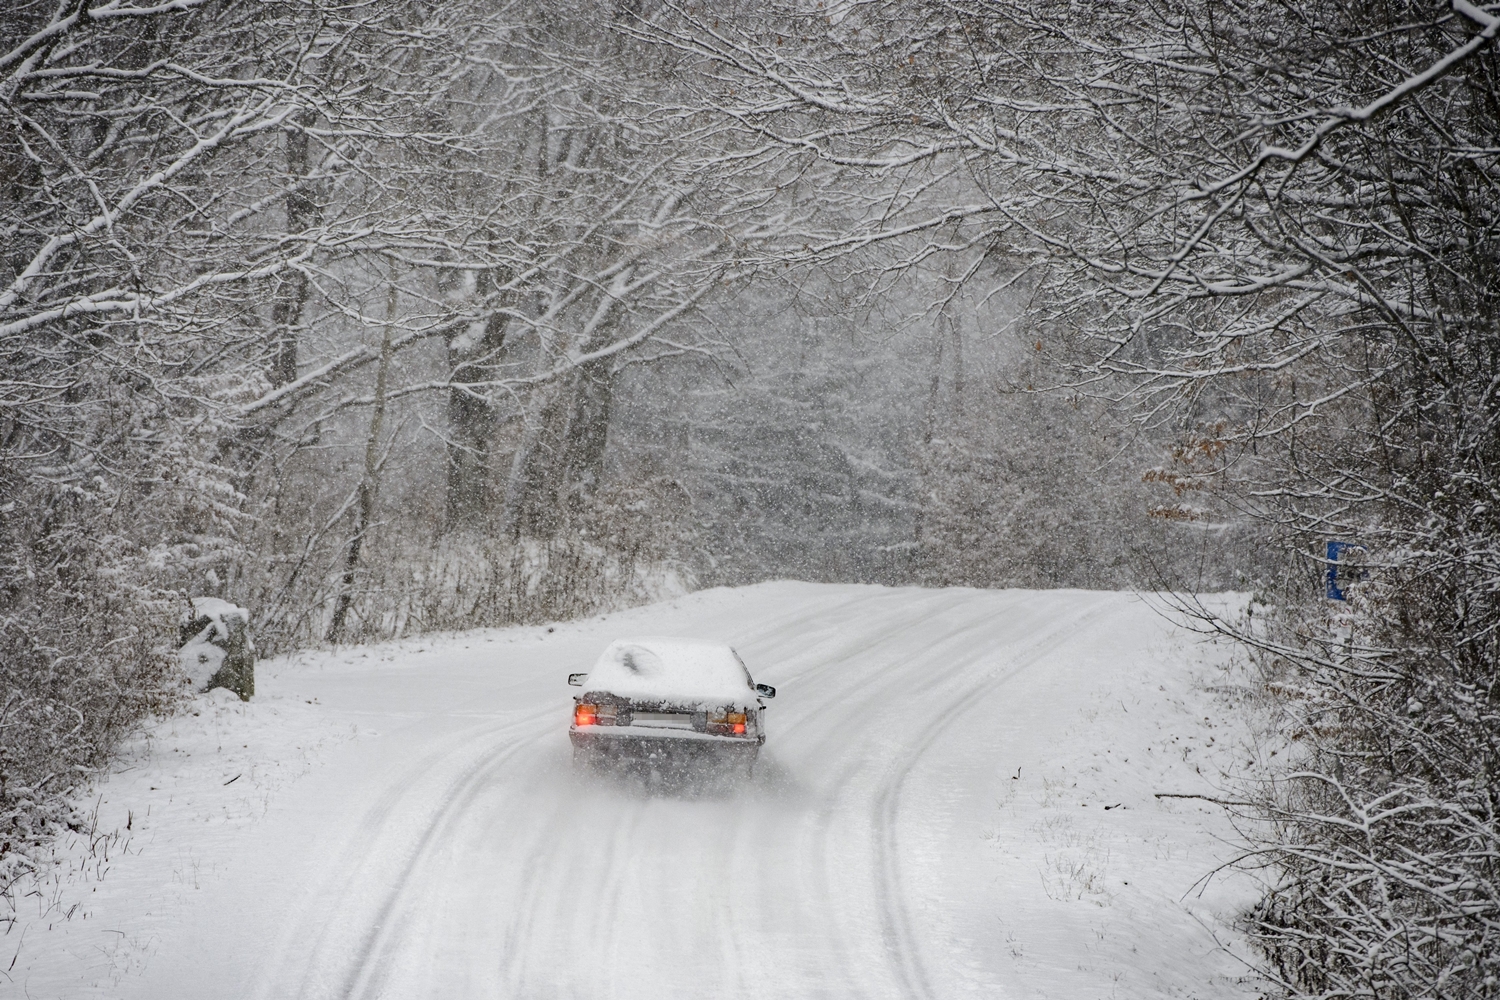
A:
583,637,757,706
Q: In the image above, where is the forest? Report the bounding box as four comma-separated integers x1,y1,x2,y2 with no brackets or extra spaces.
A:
3,2,1497,996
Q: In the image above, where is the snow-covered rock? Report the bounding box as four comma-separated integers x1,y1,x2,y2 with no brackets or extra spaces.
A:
178,597,255,699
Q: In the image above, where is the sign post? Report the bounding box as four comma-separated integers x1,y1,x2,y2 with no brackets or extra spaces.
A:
1325,541,1367,601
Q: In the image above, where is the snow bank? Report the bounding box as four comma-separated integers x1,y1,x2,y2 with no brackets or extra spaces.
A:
582,636,757,705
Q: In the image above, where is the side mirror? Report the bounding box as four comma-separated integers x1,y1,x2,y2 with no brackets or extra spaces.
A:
568,673,587,687
755,683,776,699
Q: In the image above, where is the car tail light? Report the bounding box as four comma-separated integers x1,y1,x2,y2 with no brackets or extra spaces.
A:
575,703,598,726
708,711,748,736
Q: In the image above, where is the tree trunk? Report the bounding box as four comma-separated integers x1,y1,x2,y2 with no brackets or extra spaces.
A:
559,358,615,517
911,321,947,562
327,280,397,643
269,112,315,388
498,380,570,540
445,313,509,529
498,358,617,541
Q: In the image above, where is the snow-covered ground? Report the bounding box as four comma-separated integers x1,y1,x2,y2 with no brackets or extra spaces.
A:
7,583,1264,999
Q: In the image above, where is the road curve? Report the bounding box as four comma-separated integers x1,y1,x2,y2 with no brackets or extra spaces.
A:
115,583,1256,1000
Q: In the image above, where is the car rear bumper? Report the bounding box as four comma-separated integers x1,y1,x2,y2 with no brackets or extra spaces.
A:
570,726,762,760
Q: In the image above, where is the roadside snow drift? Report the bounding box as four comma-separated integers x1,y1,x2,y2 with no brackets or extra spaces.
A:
8,583,1263,999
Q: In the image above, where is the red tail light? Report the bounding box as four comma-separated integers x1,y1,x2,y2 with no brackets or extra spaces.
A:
709,711,749,736
574,703,598,726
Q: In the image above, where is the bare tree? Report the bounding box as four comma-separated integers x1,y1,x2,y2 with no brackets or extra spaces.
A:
0,0,578,884
1,0,331,900
212,2,825,646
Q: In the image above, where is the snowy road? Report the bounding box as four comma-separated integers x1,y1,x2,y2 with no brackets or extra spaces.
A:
14,584,1261,999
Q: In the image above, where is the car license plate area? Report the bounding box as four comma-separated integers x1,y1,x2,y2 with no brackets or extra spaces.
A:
630,711,695,730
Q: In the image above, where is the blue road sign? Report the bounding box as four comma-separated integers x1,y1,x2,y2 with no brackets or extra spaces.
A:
1326,540,1367,600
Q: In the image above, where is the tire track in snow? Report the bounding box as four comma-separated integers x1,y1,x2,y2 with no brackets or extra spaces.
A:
338,717,557,1000
51,586,1257,1000
743,588,978,699
281,588,1117,1000
759,589,1017,997
493,771,649,997
250,707,554,1000
774,590,1049,755
250,715,519,1000
479,590,978,1000
727,588,1053,999
870,593,1116,1000
816,591,1062,998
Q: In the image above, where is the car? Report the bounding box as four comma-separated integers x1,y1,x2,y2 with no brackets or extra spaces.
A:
568,636,775,775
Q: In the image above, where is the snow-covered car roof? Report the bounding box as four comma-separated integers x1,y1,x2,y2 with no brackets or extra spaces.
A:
583,637,756,705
